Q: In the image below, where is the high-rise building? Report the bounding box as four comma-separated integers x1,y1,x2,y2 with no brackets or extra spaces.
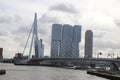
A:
84,30,93,58
60,24,73,57
0,48,3,59
51,24,62,57
39,39,44,57
51,24,82,58
72,25,81,57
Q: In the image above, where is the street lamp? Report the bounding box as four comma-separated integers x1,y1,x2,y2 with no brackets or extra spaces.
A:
107,53,111,58
97,52,102,58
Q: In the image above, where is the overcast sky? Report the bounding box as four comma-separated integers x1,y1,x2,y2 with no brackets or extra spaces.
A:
0,0,120,58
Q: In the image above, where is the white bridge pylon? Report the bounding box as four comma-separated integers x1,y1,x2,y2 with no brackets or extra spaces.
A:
28,13,44,60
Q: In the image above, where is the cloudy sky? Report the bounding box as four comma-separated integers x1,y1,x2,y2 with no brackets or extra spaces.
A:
0,0,120,58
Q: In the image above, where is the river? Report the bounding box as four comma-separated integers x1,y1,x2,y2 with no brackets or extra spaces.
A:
0,63,108,80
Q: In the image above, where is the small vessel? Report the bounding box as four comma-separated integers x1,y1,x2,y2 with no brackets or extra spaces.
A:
0,70,6,75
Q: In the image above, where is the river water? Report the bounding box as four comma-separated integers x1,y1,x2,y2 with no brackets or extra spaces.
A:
0,63,108,80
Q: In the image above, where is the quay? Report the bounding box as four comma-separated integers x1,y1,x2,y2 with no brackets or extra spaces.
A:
87,70,120,80
0,70,6,75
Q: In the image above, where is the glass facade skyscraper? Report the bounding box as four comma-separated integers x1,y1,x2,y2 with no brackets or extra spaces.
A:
60,24,73,57
51,24,81,58
51,24,62,57
72,25,81,57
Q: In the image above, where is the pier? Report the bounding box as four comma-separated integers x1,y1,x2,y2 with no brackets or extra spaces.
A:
87,70,120,80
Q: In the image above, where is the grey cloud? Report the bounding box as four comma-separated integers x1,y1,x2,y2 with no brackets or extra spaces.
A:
37,14,59,36
94,40,120,49
114,19,120,27
12,26,30,34
0,32,8,42
12,25,50,49
94,33,104,38
14,15,22,22
14,35,26,45
39,14,59,23
12,27,31,48
12,24,48,38
0,14,22,24
13,33,28,50
17,26,30,33
94,31,106,38
0,32,5,36
50,3,78,13
0,16,12,23
0,38,6,42
38,28,47,36
0,31,8,36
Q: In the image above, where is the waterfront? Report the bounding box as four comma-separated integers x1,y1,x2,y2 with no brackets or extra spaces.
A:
0,63,108,80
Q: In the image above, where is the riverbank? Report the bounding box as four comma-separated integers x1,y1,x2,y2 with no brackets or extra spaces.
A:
87,70,120,80
14,63,88,70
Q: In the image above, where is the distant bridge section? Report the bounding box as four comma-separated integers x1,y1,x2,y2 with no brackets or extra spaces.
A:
31,58,120,68
31,57,120,62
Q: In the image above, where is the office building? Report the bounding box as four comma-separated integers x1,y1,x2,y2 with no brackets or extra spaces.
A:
72,25,81,57
84,30,93,58
0,48,3,59
51,24,62,57
51,24,82,58
60,24,73,57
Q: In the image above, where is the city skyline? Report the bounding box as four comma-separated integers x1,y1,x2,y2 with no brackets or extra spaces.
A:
0,0,120,58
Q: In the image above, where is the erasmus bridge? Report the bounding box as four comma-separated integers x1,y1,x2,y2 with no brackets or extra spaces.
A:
20,13,120,71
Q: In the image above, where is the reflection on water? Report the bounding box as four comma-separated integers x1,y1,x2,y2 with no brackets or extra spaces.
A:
0,63,108,80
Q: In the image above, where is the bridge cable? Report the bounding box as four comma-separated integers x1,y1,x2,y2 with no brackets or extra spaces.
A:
60,41,79,57
22,25,34,55
60,41,78,57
